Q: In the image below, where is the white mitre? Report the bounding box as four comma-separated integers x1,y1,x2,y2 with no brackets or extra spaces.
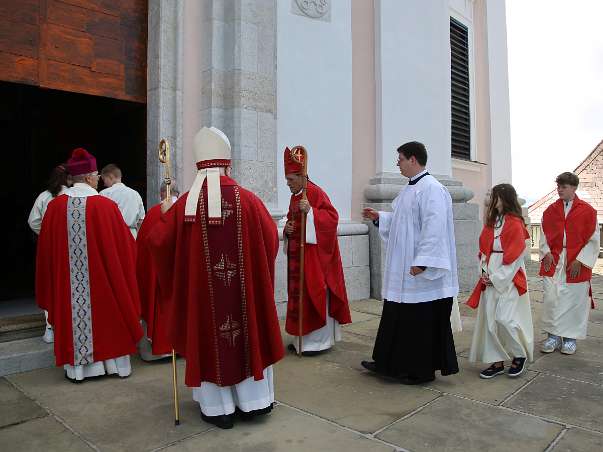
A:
184,126,231,223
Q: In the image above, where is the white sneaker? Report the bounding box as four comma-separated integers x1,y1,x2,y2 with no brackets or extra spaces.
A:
560,338,577,355
540,334,561,353
42,327,54,344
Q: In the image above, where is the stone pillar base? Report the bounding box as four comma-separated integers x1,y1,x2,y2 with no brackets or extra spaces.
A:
364,172,480,298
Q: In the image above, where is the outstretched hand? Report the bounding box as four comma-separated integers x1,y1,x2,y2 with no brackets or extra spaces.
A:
362,208,379,221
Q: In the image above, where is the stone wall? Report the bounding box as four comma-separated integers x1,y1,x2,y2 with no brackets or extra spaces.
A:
274,223,370,318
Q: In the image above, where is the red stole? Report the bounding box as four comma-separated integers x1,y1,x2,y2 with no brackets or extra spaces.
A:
539,196,597,283
36,195,143,366
285,181,352,336
147,176,284,387
467,215,529,309
136,204,171,355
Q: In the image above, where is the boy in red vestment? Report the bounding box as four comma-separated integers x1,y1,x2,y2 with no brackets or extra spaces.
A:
282,147,352,356
148,127,284,430
36,148,143,382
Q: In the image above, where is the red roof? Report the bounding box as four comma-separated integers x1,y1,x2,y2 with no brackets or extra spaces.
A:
528,139,603,224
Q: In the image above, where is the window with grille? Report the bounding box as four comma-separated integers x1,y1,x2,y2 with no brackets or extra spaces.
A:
450,17,471,160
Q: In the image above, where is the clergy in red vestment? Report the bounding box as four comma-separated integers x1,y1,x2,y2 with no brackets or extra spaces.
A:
136,182,180,361
147,127,284,430
282,147,352,356
36,148,143,382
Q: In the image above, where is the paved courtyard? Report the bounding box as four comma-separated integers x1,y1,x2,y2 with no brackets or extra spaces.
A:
1,256,602,451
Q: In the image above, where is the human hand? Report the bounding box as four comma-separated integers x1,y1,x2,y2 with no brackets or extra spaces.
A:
410,266,425,276
362,208,379,221
481,274,493,286
542,253,554,272
299,199,311,214
160,198,173,214
569,260,582,279
285,220,295,236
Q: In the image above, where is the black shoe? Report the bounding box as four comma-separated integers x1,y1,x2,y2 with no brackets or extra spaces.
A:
201,412,234,429
508,358,526,378
236,403,273,421
287,343,297,354
361,361,378,373
399,375,435,385
479,364,505,379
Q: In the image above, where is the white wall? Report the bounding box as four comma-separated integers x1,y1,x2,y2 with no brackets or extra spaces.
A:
486,0,512,184
375,0,452,176
277,0,353,220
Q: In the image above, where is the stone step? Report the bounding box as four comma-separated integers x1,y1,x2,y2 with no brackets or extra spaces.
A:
0,313,45,343
0,336,54,377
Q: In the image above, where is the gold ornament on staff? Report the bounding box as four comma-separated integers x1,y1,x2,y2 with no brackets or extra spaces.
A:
290,145,308,357
158,138,180,426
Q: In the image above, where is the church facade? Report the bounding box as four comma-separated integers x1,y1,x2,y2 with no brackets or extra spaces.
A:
148,0,512,300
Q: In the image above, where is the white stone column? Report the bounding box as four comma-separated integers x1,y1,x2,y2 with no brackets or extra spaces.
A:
147,0,184,206
199,0,278,207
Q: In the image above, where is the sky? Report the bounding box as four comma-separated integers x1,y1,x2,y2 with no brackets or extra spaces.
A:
506,0,603,205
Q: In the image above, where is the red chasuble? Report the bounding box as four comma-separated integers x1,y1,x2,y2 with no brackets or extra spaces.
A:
467,215,529,309
539,196,597,283
36,194,143,367
147,176,284,387
136,204,171,355
285,181,352,336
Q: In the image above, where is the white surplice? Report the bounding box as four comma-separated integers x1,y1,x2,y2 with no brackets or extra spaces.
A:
100,182,145,238
540,200,600,340
378,172,459,305
28,186,69,235
192,366,274,416
469,217,534,363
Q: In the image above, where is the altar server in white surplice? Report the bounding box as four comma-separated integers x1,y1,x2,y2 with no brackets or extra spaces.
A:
468,183,534,379
361,141,459,385
539,172,599,355
100,164,145,238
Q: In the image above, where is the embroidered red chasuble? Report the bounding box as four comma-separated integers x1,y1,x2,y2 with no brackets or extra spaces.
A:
539,196,597,283
148,176,284,387
136,204,171,355
36,195,143,366
467,215,529,309
285,181,352,336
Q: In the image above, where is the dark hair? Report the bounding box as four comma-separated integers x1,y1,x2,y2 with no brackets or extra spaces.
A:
555,172,579,187
101,163,122,178
485,183,524,227
48,165,69,197
397,141,427,166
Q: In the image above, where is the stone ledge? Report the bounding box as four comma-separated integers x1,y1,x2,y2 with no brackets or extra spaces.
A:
0,337,54,377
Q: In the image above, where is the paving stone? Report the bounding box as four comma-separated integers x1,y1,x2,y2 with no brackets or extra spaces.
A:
320,331,374,370
163,404,393,452
340,318,380,339
348,299,383,316
529,347,603,386
349,310,377,324
275,354,439,433
0,378,46,428
428,357,539,405
377,395,563,451
7,358,211,452
551,428,603,451
504,374,603,432
0,416,91,452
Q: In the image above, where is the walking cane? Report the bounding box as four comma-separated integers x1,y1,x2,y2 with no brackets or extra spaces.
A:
158,138,180,426
290,146,308,357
